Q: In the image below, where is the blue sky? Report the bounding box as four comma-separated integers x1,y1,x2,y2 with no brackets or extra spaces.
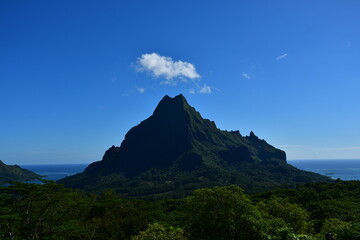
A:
1,0,359,164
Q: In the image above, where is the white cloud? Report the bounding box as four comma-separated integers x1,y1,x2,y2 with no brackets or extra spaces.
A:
242,73,251,79
136,53,200,85
276,53,288,60
189,89,196,94
137,88,145,94
199,84,212,94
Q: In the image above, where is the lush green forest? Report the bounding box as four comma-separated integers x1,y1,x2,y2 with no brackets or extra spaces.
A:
1,180,359,240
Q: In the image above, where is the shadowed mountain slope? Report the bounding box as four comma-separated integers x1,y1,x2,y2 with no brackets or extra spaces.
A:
0,160,40,184
59,94,331,198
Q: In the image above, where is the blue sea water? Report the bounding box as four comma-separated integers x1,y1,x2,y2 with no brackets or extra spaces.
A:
20,160,360,182
288,159,360,181
20,164,88,181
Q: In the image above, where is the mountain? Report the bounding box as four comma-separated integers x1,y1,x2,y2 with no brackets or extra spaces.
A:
0,160,40,184
59,94,331,198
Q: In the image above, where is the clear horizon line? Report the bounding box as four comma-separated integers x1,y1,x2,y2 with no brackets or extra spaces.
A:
15,158,360,165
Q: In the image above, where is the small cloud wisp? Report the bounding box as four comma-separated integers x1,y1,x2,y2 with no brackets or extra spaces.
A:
137,88,145,94
242,73,251,79
199,84,212,94
276,53,288,60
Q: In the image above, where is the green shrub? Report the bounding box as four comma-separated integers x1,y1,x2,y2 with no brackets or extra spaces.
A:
131,223,186,240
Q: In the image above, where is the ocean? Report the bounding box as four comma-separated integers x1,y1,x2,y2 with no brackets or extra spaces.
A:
20,164,88,181
20,159,360,182
288,159,360,181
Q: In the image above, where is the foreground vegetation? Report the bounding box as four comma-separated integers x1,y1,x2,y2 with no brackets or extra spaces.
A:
0,180,359,240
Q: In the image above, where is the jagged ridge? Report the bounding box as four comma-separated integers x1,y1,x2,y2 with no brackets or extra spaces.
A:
59,94,331,197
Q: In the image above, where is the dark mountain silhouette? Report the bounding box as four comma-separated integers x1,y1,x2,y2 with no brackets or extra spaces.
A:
59,94,331,198
0,160,40,184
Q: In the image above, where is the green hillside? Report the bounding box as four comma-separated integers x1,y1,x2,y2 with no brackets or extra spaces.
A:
0,160,40,183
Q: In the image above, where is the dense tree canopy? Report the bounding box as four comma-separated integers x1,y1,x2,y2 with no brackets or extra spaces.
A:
0,180,359,240
182,185,267,240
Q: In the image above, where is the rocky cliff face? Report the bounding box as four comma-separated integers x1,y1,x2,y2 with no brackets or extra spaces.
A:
60,94,331,197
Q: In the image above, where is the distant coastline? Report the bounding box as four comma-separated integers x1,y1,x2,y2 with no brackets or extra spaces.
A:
20,159,360,182
20,164,88,181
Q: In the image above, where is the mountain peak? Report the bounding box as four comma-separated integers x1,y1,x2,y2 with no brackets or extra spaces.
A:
153,94,189,116
60,94,332,196
249,131,258,139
